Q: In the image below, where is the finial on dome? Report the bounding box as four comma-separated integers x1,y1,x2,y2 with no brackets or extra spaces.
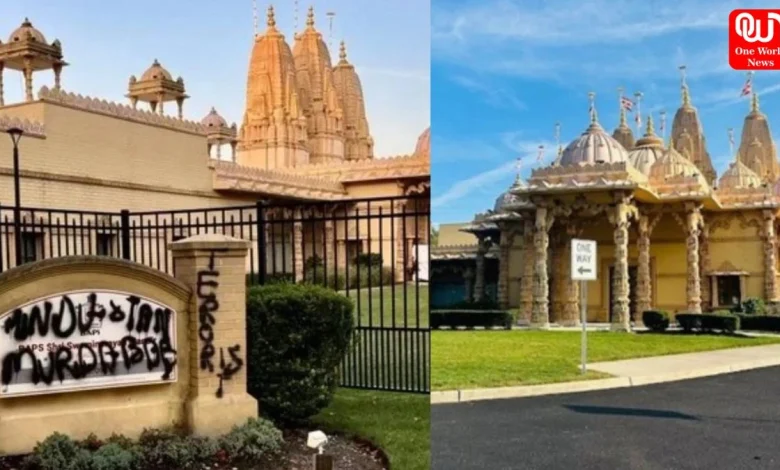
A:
588,92,598,123
617,87,628,127
306,5,315,27
339,40,347,61
645,114,655,136
267,5,277,28
751,91,760,113
679,65,691,107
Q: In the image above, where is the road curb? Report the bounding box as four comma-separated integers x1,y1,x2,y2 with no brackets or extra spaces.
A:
431,358,780,404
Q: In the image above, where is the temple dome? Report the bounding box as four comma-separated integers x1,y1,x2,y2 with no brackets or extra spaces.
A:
414,127,430,158
9,18,46,43
649,144,702,181
141,59,172,81
628,115,664,174
493,190,517,212
201,107,227,128
560,118,628,166
718,158,763,190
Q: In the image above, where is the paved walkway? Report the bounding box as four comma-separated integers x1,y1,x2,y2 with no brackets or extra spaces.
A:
432,343,780,404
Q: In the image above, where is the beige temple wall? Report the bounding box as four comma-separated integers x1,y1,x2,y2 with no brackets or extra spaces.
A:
506,209,775,322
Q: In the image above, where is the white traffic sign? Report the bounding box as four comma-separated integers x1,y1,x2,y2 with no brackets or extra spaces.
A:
571,239,597,281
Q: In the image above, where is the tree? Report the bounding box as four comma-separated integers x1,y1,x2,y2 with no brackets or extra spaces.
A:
431,225,439,246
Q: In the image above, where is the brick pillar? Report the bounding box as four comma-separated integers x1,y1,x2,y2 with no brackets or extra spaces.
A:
170,234,257,436
293,209,304,282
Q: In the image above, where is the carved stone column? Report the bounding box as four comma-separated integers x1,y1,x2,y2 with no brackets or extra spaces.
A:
700,223,711,310
636,214,652,318
53,63,62,90
231,142,238,162
497,228,516,309
685,203,702,313
176,97,185,119
130,96,138,109
293,209,304,282
23,58,33,102
0,61,4,107
609,196,632,331
474,235,488,302
531,207,553,328
519,219,534,323
763,210,778,301
561,225,580,326
158,93,165,115
550,232,564,321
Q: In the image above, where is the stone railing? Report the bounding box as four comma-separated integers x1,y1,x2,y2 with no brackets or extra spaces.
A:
0,114,45,138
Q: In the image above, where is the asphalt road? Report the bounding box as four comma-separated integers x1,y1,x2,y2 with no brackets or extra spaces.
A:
432,367,780,469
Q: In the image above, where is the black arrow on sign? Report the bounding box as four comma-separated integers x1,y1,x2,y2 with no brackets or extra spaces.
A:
578,266,591,275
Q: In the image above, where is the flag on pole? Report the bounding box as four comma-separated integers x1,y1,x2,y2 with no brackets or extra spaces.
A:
740,75,753,97
620,96,634,111
537,145,545,162
634,113,641,128
516,155,523,170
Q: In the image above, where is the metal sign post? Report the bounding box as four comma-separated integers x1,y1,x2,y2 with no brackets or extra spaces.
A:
571,239,597,374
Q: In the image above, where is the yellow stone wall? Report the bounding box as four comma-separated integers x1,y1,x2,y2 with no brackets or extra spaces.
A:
506,210,771,322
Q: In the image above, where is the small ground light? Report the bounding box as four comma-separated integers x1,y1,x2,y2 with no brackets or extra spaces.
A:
307,430,333,469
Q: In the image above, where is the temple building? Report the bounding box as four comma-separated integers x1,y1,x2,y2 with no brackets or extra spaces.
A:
0,10,430,277
433,77,780,330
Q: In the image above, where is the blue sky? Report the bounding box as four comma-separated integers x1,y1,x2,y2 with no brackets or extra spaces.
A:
0,0,429,157
431,0,780,224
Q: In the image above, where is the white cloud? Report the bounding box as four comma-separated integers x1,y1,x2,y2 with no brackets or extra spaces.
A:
451,75,526,110
432,136,557,208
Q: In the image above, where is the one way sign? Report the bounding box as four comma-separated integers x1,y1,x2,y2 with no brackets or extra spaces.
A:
571,239,597,281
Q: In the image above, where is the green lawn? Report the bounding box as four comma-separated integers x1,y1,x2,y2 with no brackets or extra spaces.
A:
344,283,429,328
312,388,430,470
432,330,780,390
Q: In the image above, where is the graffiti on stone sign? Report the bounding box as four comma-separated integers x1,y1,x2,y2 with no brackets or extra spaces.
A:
196,250,244,398
0,291,178,398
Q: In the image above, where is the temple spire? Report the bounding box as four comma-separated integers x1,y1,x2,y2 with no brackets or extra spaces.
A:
752,91,760,113
679,65,691,106
339,40,347,62
306,5,314,28
588,92,598,123
267,5,277,29
645,114,655,136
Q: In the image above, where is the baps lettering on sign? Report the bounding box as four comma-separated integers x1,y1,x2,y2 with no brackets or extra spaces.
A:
0,291,178,398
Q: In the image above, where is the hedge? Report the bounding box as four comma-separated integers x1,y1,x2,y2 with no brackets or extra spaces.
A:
431,310,513,330
676,313,740,334
642,310,670,332
736,314,780,332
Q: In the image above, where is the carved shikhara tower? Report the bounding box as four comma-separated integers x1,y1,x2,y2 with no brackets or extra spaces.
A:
670,83,717,185
237,6,373,169
738,93,779,183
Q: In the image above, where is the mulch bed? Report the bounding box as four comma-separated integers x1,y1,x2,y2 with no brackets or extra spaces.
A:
0,429,387,470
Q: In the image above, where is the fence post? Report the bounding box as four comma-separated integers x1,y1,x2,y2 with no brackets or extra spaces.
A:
256,201,266,285
120,209,131,261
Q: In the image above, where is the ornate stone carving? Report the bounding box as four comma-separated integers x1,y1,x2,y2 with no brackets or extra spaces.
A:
497,229,517,309
531,207,554,328
685,203,703,313
700,222,711,311
473,234,492,302
293,209,304,282
763,210,778,301
561,224,582,326
636,214,652,317
0,115,45,138
609,198,632,331
519,219,534,322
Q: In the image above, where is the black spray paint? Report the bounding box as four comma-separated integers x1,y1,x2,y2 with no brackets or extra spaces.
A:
1,293,178,388
196,250,244,398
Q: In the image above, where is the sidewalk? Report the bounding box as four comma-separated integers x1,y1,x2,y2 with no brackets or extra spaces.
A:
431,343,780,404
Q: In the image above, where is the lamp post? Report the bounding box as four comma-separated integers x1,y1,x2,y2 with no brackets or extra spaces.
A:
7,127,23,267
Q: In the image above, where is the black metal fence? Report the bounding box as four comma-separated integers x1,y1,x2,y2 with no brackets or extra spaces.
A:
0,195,430,393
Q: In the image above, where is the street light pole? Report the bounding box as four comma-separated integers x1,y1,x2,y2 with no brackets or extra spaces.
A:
7,127,23,267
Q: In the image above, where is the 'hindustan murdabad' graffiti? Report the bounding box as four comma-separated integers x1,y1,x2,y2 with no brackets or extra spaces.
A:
0,290,177,398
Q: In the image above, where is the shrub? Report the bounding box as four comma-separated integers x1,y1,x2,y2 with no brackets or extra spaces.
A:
431,310,512,329
89,443,140,470
77,433,104,452
25,433,96,470
305,254,324,270
246,283,355,425
347,265,394,289
676,313,740,334
742,297,766,315
354,253,383,267
303,266,348,290
642,310,670,332
217,417,284,462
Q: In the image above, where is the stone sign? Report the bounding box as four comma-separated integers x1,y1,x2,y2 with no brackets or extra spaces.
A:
0,290,177,398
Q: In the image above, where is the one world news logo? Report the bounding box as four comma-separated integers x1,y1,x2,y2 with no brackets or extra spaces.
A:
730,10,780,70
